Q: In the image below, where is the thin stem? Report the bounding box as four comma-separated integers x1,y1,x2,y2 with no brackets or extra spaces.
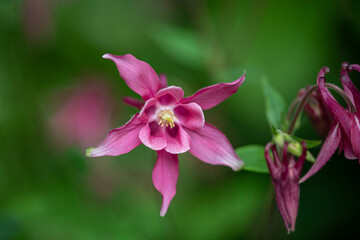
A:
324,83,356,112
287,85,317,134
287,82,356,134
286,97,301,121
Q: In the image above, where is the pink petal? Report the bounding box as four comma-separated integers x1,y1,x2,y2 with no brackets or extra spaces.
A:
271,144,282,168
264,143,277,174
152,150,179,217
349,64,360,72
294,142,307,173
139,121,167,151
318,78,352,138
86,114,145,157
181,73,245,110
155,86,184,106
186,122,244,171
350,115,360,159
159,74,168,88
340,134,357,160
316,66,330,84
274,183,291,232
340,63,360,110
281,176,300,233
164,124,191,154
123,96,144,109
103,54,161,100
174,103,205,130
300,123,341,183
138,98,157,122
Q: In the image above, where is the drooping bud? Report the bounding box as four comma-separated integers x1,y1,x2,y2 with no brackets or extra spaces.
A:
265,141,307,233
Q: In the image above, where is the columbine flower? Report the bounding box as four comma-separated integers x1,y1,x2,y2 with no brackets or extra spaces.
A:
86,54,245,216
265,142,306,233
300,63,359,182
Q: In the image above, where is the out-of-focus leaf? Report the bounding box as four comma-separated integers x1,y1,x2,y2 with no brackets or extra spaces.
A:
150,25,204,68
262,77,286,130
236,145,269,174
66,148,88,174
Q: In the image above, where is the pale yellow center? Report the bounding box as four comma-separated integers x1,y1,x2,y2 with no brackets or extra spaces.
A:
158,109,176,128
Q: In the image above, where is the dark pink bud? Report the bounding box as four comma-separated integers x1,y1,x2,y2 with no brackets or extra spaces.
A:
265,142,306,233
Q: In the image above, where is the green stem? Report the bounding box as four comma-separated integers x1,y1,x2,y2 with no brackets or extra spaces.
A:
287,85,317,134
286,97,301,121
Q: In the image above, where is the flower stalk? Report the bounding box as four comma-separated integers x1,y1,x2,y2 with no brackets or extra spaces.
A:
287,82,356,134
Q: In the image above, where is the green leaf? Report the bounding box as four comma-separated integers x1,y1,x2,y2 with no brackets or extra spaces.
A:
261,77,286,129
235,145,269,174
150,25,204,68
305,151,316,163
288,134,322,149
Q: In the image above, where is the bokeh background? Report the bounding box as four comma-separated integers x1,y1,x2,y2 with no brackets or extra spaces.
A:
1,0,360,239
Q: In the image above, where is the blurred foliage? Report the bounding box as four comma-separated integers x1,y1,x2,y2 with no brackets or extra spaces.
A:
262,77,286,130
236,145,268,174
1,0,360,239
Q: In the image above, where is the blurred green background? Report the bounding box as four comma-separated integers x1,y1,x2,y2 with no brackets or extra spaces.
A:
1,0,360,239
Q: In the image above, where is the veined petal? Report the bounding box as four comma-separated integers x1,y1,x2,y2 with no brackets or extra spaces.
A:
294,142,307,173
350,115,360,159
86,114,144,157
318,78,352,137
152,150,179,217
103,54,161,100
316,66,330,85
174,103,205,130
339,130,357,160
155,86,184,106
264,143,277,175
300,123,341,183
181,73,245,110
340,63,360,110
164,124,190,154
159,74,168,88
186,122,244,171
281,177,300,233
139,122,167,151
349,64,360,72
138,98,157,122
123,96,144,109
274,185,291,232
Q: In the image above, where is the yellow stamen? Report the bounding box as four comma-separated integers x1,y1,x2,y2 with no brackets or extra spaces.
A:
158,109,176,128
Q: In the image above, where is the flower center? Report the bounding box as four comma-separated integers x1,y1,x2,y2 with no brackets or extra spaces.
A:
158,109,176,128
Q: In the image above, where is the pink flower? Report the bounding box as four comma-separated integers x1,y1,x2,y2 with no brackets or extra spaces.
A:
265,142,306,233
50,79,114,150
86,54,245,216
